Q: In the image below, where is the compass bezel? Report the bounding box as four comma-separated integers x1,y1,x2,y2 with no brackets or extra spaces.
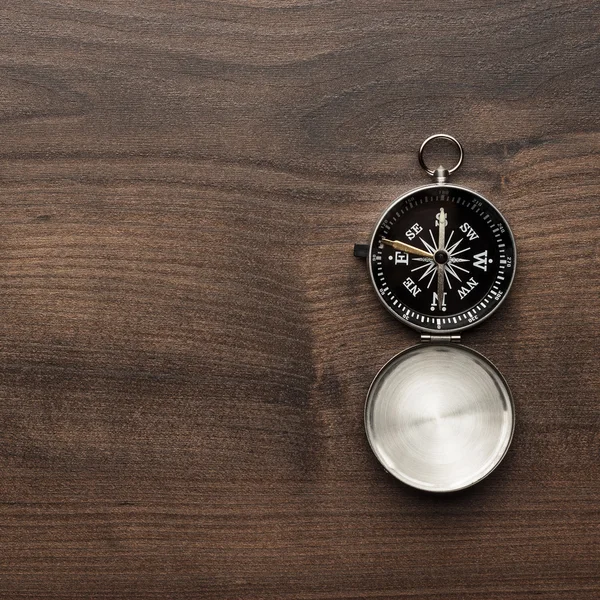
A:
368,183,517,334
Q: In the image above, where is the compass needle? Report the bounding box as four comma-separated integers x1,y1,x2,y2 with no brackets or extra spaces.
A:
436,265,444,309
381,238,434,258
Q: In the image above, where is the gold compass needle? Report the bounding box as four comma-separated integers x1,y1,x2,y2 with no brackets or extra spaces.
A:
381,238,434,259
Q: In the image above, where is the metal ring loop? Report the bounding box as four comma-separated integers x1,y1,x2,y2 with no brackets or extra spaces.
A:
418,134,464,176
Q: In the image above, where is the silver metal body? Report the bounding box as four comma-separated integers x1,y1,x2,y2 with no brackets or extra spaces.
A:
362,135,517,492
365,343,514,492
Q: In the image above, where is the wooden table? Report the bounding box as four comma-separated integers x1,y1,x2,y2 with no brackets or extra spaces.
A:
1,1,598,598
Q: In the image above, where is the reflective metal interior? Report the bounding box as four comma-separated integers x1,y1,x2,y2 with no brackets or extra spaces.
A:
365,344,514,492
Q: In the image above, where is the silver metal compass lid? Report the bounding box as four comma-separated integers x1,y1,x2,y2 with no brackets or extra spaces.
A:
365,343,514,492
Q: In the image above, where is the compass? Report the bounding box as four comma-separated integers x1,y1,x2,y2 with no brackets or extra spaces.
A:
354,135,517,492
369,184,515,332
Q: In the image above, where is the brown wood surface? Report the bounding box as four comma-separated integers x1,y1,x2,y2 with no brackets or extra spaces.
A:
0,1,599,598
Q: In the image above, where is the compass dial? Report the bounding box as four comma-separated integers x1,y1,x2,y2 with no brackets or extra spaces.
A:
369,184,516,333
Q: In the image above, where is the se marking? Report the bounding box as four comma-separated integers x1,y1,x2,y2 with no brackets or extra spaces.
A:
405,223,423,240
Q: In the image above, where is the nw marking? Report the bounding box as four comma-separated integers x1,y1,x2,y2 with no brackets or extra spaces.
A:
457,277,479,300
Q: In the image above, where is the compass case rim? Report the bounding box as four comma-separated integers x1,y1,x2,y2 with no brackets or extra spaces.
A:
367,182,517,335
364,343,515,493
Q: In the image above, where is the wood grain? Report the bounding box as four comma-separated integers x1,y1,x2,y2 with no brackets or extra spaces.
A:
0,1,598,598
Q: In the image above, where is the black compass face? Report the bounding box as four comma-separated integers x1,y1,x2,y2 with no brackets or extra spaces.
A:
369,185,516,332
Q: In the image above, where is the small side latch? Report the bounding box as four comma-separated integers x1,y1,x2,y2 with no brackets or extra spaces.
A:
353,243,369,259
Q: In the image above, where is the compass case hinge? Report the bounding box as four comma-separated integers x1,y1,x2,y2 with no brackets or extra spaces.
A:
420,334,461,343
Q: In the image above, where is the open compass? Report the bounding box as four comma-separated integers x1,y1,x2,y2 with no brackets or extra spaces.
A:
354,135,516,492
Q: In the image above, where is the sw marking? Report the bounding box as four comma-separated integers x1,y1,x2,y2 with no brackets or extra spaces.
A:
459,222,479,241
